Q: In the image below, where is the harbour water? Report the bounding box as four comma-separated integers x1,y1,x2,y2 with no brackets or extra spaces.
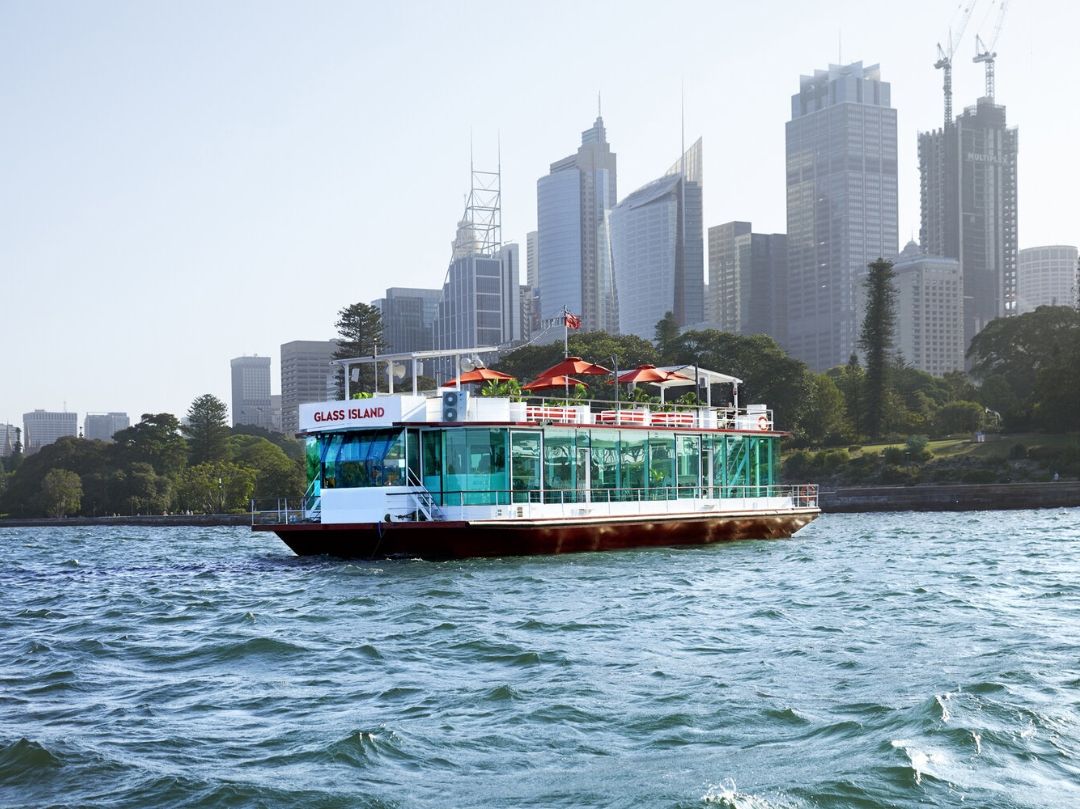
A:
2,511,1078,808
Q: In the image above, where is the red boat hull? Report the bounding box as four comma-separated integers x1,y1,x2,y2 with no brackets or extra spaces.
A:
253,510,819,560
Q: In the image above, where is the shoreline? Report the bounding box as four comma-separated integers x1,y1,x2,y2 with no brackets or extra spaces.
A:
1,482,1078,527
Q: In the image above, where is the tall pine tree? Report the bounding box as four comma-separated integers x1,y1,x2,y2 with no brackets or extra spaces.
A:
333,302,385,394
858,258,897,438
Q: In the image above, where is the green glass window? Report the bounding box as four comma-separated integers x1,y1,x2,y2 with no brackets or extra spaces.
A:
647,432,675,497
676,434,701,498
543,429,575,500
320,430,401,489
590,430,620,498
511,431,542,503
422,430,442,499
443,428,508,506
619,430,646,497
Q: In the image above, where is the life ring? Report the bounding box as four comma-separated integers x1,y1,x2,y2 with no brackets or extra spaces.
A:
757,415,770,431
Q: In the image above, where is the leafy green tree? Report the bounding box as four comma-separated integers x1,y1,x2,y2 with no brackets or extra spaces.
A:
654,311,680,361
479,379,523,400
829,354,865,439
0,436,107,516
229,435,305,501
175,461,257,513
934,401,985,434
112,413,187,477
1032,326,1080,431
858,258,897,438
334,302,384,394
182,395,230,465
968,306,1080,430
231,423,304,462
798,373,851,446
41,469,82,518
665,330,812,432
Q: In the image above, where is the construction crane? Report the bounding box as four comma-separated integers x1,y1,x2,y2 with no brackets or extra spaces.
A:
935,2,978,128
974,0,1009,99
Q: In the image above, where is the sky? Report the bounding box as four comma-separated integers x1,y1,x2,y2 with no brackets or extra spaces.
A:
2,0,1077,428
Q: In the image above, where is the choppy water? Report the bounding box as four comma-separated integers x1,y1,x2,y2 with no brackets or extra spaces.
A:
2,511,1079,808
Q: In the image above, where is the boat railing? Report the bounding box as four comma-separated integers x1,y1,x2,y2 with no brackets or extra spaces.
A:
386,483,818,519
251,498,315,526
522,397,773,431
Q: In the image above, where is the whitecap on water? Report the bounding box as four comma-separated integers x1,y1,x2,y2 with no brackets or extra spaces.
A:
971,731,982,754
891,739,948,786
701,779,796,808
935,693,951,722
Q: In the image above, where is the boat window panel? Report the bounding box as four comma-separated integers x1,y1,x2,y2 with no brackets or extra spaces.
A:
511,432,542,503
324,429,402,489
320,434,344,489
724,435,748,497
443,429,469,507
619,430,646,497
543,429,575,498
590,429,619,498
647,432,675,497
422,430,443,502
406,429,421,484
676,434,701,498
468,428,508,506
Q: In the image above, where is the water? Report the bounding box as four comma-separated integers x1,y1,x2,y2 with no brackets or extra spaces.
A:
2,511,1079,808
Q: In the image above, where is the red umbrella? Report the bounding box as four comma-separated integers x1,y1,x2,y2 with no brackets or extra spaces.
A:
444,368,515,386
536,356,611,379
522,375,590,392
617,364,691,384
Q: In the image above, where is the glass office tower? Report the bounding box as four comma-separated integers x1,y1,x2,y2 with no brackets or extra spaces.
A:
786,62,898,370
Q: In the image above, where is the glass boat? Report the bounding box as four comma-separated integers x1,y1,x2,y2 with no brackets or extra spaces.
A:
251,350,819,559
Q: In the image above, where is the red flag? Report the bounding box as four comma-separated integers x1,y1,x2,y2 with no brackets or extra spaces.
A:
564,312,581,330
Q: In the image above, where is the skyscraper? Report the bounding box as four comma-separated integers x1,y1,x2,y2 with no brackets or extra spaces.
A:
230,355,273,429
23,410,77,451
610,138,704,340
919,96,1018,345
84,412,130,442
525,230,539,288
433,161,520,358
0,424,17,457
1017,245,1077,313
709,221,787,342
379,287,442,355
786,62,898,370
892,242,965,376
280,341,337,434
536,115,617,331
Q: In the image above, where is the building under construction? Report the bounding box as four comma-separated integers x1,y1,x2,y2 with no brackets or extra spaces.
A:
919,0,1018,350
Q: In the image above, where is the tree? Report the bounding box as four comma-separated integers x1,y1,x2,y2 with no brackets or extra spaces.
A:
654,312,680,361
41,469,82,518
0,436,107,517
934,401,985,435
112,413,187,477
334,302,384,394
798,373,851,446
182,395,231,465
665,329,813,432
229,435,305,501
858,258,897,438
829,354,865,439
175,461,257,513
967,306,1080,431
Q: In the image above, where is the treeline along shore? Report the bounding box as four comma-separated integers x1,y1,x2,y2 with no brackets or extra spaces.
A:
1,481,1077,528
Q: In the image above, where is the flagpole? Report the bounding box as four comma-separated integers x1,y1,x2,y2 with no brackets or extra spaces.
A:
563,306,569,359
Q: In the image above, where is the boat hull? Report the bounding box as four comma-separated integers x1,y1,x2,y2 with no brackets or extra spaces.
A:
253,509,819,560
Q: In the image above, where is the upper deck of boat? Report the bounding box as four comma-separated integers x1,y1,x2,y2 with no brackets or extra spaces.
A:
298,393,777,437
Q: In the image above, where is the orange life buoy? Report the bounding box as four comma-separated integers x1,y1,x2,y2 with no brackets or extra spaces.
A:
757,414,770,431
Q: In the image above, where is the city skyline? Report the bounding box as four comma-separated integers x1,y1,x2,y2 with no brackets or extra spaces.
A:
3,0,1078,421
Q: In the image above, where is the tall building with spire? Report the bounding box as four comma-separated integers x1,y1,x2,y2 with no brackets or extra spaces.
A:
610,138,704,340
785,61,898,370
536,111,618,332
919,94,1019,346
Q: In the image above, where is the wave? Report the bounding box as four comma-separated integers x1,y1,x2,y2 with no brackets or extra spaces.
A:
0,738,61,784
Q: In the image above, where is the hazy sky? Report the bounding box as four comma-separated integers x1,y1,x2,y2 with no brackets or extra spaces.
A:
3,0,1076,427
